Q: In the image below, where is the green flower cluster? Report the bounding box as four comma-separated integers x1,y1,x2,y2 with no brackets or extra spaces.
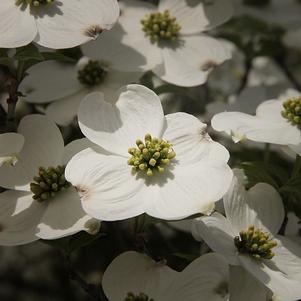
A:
30,165,70,202
234,225,277,260
141,10,181,43
282,98,301,127
128,134,176,177
78,60,107,86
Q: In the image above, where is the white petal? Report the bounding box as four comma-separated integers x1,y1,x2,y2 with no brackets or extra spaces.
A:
45,90,87,126
0,115,64,191
256,99,286,122
191,213,238,265
239,245,301,301
35,0,119,49
118,0,163,70
153,36,231,87
229,266,271,301
145,160,232,220
37,188,92,239
82,24,157,72
103,251,177,301
211,112,301,145
288,143,301,156
159,0,233,34
62,138,100,164
78,85,165,156
65,148,146,221
224,169,285,235
0,1,37,48
163,112,230,165
20,60,81,104
0,191,45,246
0,133,24,167
169,253,229,301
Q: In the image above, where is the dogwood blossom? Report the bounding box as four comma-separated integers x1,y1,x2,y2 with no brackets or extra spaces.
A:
0,0,119,49
211,89,301,154
0,115,99,246
102,251,229,301
0,133,24,167
82,0,233,87
192,169,301,301
19,56,141,126
65,84,232,221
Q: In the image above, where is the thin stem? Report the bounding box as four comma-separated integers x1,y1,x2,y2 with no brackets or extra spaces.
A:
236,58,252,95
6,77,19,131
264,143,271,166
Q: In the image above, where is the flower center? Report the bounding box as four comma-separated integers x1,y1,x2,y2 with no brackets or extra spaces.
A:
128,134,176,177
281,97,301,127
77,60,108,87
15,0,54,8
234,225,277,260
124,292,154,301
141,10,181,43
30,165,71,202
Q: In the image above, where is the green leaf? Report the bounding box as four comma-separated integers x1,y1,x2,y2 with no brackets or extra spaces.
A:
41,231,104,255
15,44,44,61
41,51,76,63
240,162,279,189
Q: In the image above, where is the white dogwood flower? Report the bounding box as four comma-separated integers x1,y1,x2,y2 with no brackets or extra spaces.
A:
0,0,119,49
211,89,301,155
65,84,232,221
82,0,233,87
102,251,229,301
19,56,141,126
0,115,99,246
192,169,301,301
0,133,24,167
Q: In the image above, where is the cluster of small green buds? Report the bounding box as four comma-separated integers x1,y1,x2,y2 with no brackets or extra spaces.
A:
78,60,107,86
124,292,154,301
281,97,301,127
15,0,54,7
141,10,181,43
30,165,70,202
128,134,176,177
234,225,277,260
243,0,270,6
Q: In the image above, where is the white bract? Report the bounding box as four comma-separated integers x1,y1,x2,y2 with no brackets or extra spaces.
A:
0,133,24,167
0,115,99,246
19,56,141,126
211,89,301,154
0,0,119,49
192,169,301,301
65,84,232,221
82,0,233,87
102,251,229,301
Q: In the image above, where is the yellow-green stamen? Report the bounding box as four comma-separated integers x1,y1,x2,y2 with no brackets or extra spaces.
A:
128,134,176,177
281,97,301,127
78,60,108,86
15,0,54,8
124,292,154,301
141,10,181,43
30,165,70,202
234,225,277,260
